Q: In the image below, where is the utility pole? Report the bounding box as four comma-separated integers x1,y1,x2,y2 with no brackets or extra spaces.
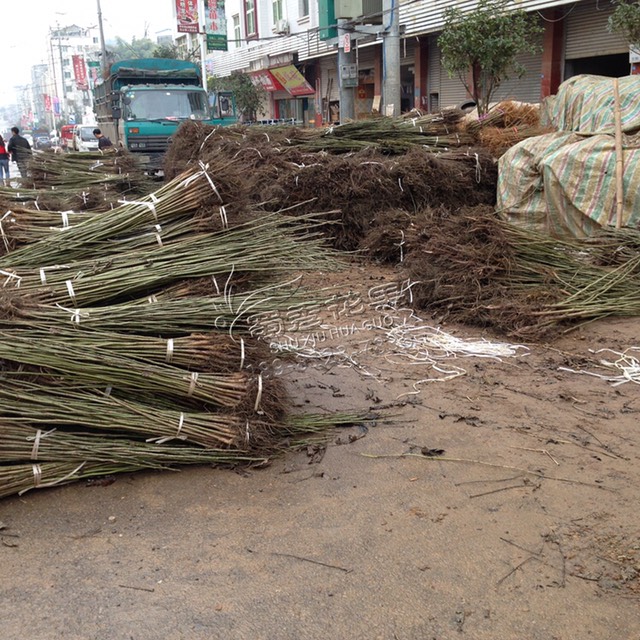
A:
97,0,108,76
49,34,60,122
337,19,356,122
56,25,68,120
199,0,208,90
382,0,400,117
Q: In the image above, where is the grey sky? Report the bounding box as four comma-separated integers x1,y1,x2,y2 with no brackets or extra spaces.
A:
2,0,175,108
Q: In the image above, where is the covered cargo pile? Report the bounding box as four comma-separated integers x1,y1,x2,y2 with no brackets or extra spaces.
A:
498,74,640,238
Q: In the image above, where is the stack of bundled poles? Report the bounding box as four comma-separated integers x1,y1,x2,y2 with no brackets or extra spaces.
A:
0,163,355,499
0,149,152,212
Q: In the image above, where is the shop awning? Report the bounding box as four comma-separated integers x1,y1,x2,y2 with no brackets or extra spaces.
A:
249,70,284,92
269,65,315,96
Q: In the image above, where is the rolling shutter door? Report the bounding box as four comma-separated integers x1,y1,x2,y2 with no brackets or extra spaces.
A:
430,36,471,108
565,0,627,59
492,34,543,104
356,44,378,69
427,35,440,96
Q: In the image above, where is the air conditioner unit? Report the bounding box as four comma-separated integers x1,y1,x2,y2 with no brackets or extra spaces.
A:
276,19,290,34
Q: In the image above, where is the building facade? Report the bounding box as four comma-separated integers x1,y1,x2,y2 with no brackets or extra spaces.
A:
47,24,102,126
207,0,629,123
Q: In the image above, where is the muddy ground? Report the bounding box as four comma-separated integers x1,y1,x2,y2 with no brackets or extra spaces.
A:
1,260,639,639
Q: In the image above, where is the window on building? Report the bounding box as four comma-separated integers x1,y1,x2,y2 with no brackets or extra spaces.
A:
273,0,283,23
299,0,309,17
93,37,99,44
244,0,257,37
63,59,70,66
64,71,71,79
233,14,241,47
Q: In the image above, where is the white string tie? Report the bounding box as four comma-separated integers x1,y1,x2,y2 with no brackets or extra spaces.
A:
19,462,86,495
26,428,56,460
0,269,21,288
254,374,263,412
197,161,222,201
219,205,228,228
187,372,199,397
66,280,77,305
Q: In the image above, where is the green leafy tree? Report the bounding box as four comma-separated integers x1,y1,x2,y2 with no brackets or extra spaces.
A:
108,36,157,62
208,71,266,122
152,43,195,61
608,0,640,48
438,0,543,115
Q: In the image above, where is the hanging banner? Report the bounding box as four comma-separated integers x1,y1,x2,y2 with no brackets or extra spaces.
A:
270,65,315,96
53,97,61,116
72,55,88,91
204,0,228,51
176,0,199,33
249,70,284,92
44,94,52,113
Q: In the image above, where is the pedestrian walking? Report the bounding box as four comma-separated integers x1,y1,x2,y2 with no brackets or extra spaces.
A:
93,128,113,150
0,134,10,186
7,127,32,182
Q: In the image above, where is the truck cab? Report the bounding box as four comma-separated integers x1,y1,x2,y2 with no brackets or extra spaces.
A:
94,58,235,168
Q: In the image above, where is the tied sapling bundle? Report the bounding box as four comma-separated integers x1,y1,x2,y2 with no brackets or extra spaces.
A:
1,213,339,307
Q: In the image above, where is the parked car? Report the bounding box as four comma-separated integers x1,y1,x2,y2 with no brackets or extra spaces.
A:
35,135,52,150
73,125,99,152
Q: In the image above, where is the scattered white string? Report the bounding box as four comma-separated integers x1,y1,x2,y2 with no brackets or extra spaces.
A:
559,347,640,386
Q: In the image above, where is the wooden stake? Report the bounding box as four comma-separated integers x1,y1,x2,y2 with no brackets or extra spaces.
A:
613,78,624,229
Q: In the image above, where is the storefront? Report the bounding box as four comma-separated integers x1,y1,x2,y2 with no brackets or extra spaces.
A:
250,65,316,124
564,0,629,78
270,65,316,124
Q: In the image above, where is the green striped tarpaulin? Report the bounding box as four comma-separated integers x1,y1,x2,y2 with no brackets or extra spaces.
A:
498,131,640,238
544,74,640,135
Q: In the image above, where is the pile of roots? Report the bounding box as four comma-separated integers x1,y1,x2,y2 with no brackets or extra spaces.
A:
164,119,498,250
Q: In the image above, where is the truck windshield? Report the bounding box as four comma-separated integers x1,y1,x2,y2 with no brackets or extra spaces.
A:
124,90,210,121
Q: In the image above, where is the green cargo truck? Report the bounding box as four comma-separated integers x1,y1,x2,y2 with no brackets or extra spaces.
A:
94,58,235,167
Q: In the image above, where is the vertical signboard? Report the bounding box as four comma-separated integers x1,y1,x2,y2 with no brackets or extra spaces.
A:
176,0,200,33
72,55,89,90
205,0,228,51
44,94,52,112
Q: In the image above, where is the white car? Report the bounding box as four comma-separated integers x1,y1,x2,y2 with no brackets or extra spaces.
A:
73,125,99,152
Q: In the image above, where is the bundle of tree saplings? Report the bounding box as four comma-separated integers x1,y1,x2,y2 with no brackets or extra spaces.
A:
163,111,470,177
29,149,151,192
0,165,366,500
403,205,640,338
0,149,153,213
0,183,115,213
0,165,233,264
0,408,368,500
